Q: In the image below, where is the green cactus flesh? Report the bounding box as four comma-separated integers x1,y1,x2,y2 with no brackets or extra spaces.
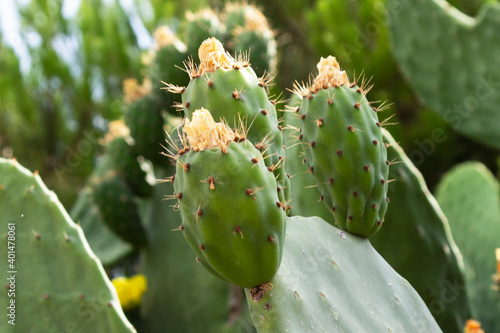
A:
370,130,471,333
436,162,500,332
140,166,256,333
181,65,289,208
124,95,165,164
245,216,442,332
298,84,389,237
0,158,135,332
388,0,500,148
284,94,334,222
93,172,147,247
173,141,286,288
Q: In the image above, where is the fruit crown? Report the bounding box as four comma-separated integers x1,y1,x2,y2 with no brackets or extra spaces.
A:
311,56,349,93
183,108,235,152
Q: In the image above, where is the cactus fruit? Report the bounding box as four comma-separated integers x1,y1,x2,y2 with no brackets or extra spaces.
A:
388,0,500,148
147,26,188,111
436,162,500,332
294,56,389,237
172,109,286,288
123,79,165,165
245,216,442,332
0,158,135,332
223,3,277,76
183,9,225,63
284,94,334,222
102,120,153,198
171,37,289,209
370,130,471,332
93,171,147,247
141,165,256,333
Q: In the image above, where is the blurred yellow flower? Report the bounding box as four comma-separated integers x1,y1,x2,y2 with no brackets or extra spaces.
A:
112,274,147,311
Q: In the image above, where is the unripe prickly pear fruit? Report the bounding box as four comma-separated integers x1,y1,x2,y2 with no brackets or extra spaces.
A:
173,108,286,288
101,120,153,198
223,3,277,76
123,78,165,164
168,37,290,212
93,171,147,247
295,56,389,237
146,26,188,111
183,9,225,63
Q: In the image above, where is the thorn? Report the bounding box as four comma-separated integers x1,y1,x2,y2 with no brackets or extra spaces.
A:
63,232,70,242
233,226,244,238
32,230,40,240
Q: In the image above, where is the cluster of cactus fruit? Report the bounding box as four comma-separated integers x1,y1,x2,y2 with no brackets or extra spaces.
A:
2,2,500,332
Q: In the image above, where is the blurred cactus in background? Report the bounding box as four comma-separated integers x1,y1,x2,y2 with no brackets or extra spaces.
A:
1,0,499,332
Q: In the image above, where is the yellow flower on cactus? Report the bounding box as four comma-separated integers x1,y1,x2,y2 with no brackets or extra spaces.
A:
112,274,147,311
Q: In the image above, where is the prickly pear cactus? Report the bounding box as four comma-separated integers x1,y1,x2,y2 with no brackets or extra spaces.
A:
147,26,188,109
0,158,135,332
70,187,133,266
370,130,471,332
93,171,147,247
170,38,289,209
140,164,256,333
223,3,277,76
102,122,153,198
295,56,389,237
388,0,500,148
172,109,286,288
183,9,225,62
123,80,165,165
245,216,442,332
436,162,500,332
284,94,334,222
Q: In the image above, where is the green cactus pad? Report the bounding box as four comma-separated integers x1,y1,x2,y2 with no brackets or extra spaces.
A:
436,162,500,332
174,141,286,288
140,166,256,333
298,84,389,237
182,65,289,207
0,158,135,332
93,171,147,247
370,130,471,332
124,95,165,164
245,216,442,332
388,0,500,148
